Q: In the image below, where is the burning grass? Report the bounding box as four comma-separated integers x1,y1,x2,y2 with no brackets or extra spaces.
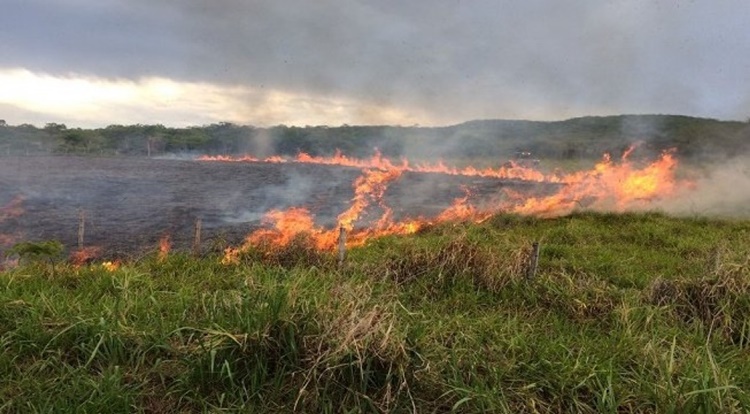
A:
228,232,336,269
1,212,750,412
205,146,694,263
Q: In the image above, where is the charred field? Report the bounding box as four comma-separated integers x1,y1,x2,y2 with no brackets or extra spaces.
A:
0,155,558,258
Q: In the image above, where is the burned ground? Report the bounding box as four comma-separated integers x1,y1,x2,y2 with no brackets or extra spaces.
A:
0,156,557,257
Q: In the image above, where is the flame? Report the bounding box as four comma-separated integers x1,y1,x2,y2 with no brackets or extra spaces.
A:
101,261,120,271
505,150,683,216
248,207,330,248
70,246,102,267
435,188,493,223
337,168,403,231
158,235,171,261
199,149,550,182
202,147,691,261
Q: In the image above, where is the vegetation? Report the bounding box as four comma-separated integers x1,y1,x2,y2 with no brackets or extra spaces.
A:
1,212,750,412
1,115,748,162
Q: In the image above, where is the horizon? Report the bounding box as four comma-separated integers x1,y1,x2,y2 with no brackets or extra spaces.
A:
1,112,744,131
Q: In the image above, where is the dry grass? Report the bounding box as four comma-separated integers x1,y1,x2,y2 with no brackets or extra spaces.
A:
239,234,335,269
645,249,750,344
368,233,529,294
293,282,414,412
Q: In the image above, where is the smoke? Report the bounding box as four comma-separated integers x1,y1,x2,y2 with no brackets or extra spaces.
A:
242,128,274,158
220,168,355,227
220,170,317,223
658,156,750,217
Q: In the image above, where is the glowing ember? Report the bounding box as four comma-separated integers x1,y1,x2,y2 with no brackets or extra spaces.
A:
204,146,691,260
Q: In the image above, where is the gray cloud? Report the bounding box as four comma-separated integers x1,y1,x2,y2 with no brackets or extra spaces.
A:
2,0,750,124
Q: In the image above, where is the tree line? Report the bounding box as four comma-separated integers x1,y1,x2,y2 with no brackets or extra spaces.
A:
0,115,748,162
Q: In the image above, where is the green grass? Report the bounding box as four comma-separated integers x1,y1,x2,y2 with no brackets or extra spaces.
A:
1,212,749,412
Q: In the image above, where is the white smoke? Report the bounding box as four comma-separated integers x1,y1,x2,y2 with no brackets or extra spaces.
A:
658,156,750,217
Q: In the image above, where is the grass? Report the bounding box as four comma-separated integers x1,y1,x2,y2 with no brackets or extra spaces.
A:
1,211,749,412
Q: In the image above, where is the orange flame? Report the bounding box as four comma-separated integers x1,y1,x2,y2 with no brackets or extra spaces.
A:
101,261,120,271
504,150,683,216
204,147,691,261
199,149,551,182
337,168,403,231
435,188,493,223
70,246,102,267
158,235,171,261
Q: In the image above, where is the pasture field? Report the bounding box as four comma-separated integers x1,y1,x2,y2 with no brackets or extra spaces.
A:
1,212,749,413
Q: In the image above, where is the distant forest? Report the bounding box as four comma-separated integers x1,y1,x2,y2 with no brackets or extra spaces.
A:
1,115,748,162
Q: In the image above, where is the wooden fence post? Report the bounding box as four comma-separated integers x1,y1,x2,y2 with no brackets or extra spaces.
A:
338,226,347,267
526,241,540,280
78,210,85,249
193,218,202,256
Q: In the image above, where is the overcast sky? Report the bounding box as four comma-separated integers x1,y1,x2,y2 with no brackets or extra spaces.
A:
1,0,749,127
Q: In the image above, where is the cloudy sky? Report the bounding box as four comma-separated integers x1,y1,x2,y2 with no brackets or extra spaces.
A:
1,0,749,127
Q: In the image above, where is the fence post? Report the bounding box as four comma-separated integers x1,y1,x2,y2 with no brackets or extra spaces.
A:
193,218,202,256
526,241,540,280
338,226,347,267
712,246,723,275
78,209,85,249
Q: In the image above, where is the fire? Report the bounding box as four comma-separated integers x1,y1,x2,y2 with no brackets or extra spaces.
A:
504,150,682,216
426,186,492,223
201,147,690,261
248,207,331,248
337,168,403,231
158,235,171,261
101,261,120,271
198,149,550,182
70,246,102,267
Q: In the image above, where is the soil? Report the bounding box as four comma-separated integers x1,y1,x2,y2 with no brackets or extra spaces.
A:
0,156,557,258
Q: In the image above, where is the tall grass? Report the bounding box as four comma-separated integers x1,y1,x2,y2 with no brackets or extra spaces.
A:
1,212,749,412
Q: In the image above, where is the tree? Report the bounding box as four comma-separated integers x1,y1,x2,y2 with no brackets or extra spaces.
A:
44,123,67,133
8,240,64,276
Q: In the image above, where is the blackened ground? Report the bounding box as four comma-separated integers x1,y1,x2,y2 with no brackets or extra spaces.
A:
0,156,559,258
